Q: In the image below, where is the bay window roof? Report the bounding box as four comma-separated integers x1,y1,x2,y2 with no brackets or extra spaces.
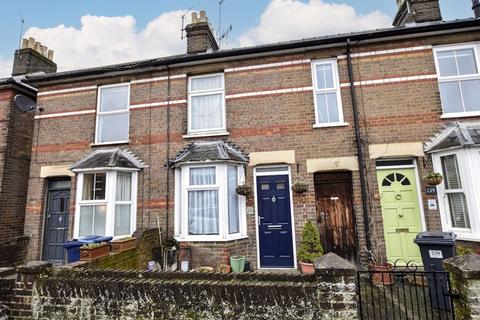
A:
171,141,248,167
425,122,480,153
70,148,145,172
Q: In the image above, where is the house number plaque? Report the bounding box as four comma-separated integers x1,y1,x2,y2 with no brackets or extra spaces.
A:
425,186,437,196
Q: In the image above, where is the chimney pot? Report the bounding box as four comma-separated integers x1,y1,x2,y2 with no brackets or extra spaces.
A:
48,50,54,60
199,10,207,22
27,37,35,49
21,38,28,49
34,42,42,52
473,0,480,18
191,12,198,24
12,38,57,75
185,10,219,54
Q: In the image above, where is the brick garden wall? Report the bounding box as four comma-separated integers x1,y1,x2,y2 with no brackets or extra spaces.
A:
23,30,480,267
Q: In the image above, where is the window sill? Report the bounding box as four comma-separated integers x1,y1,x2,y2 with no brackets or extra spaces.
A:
441,112,480,119
451,232,480,242
183,132,230,139
174,235,248,243
313,122,349,129
91,140,130,147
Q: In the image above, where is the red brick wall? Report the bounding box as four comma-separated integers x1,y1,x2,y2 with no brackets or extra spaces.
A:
24,30,480,267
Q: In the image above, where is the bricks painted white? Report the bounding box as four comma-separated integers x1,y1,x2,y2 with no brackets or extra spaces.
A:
337,45,433,59
225,59,311,73
37,85,97,97
130,99,188,109
34,109,96,119
340,74,438,88
130,74,187,84
226,86,314,99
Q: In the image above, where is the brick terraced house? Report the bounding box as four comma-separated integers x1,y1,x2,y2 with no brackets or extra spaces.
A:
18,0,480,269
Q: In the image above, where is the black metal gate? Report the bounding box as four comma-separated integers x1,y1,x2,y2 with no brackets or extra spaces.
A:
357,265,455,320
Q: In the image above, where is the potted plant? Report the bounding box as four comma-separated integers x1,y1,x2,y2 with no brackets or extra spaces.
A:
230,255,246,273
80,242,110,261
292,181,308,194
111,236,137,253
423,172,443,186
366,231,394,286
236,184,252,196
297,221,323,274
216,264,231,273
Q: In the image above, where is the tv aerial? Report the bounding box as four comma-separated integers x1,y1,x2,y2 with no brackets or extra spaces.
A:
181,6,194,40
14,94,40,113
217,0,232,48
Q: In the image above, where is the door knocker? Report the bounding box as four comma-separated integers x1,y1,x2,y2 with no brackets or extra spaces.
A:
396,194,402,200
271,196,277,203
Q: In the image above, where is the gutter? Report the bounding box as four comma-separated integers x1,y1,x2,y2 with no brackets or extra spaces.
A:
346,38,371,254
26,19,480,86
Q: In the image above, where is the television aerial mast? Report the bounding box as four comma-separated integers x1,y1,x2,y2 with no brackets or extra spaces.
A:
217,0,232,48
180,6,194,40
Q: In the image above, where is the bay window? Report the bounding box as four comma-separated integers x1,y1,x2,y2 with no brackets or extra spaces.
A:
187,74,226,135
433,148,480,240
75,170,137,238
434,44,480,117
175,163,246,241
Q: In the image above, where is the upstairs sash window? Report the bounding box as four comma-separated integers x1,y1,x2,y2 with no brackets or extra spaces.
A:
96,84,130,143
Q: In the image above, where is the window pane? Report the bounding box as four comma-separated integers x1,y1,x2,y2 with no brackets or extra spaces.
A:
116,172,132,201
190,167,216,185
190,94,223,131
439,82,463,114
437,51,458,77
315,63,334,89
191,75,223,91
98,113,129,143
82,173,106,200
100,86,129,112
460,79,480,112
316,92,339,123
188,190,219,235
441,155,462,189
228,166,239,234
115,204,131,236
456,49,478,75
93,205,107,236
447,193,471,229
79,206,94,237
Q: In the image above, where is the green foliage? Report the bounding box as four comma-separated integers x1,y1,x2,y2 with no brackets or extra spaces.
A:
297,221,323,263
80,242,109,249
457,245,474,256
423,172,442,179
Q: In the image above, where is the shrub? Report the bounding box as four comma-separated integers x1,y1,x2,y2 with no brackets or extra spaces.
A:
457,245,474,256
297,221,323,263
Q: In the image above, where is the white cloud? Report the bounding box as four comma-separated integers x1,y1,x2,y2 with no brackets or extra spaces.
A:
0,56,12,78
237,0,391,47
24,11,187,72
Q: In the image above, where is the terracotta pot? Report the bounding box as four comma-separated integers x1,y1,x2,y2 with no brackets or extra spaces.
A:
80,243,110,261
111,237,137,253
300,261,315,274
423,176,443,186
369,263,394,285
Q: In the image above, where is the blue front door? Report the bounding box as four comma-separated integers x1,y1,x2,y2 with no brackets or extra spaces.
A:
256,174,295,268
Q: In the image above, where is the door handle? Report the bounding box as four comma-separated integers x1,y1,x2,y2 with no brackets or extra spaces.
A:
398,213,404,218
396,194,402,200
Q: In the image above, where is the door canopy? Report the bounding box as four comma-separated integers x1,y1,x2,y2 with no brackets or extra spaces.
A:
425,122,480,153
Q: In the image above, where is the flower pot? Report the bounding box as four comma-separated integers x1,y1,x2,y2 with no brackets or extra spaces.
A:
300,261,315,274
230,255,246,273
80,243,110,261
217,264,231,273
369,263,394,286
111,237,136,253
236,185,252,196
292,182,308,194
423,176,443,186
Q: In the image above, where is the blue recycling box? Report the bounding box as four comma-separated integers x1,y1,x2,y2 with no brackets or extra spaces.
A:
63,235,113,263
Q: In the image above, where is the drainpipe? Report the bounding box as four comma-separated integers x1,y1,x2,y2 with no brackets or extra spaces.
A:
165,66,172,240
346,38,371,253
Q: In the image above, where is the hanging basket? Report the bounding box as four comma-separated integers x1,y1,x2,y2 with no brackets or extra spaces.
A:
236,184,252,196
423,173,443,186
292,181,308,194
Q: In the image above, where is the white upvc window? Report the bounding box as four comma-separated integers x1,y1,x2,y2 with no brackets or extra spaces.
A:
433,43,480,118
187,73,226,135
311,59,345,127
432,148,480,241
74,170,137,238
96,83,130,144
174,163,246,241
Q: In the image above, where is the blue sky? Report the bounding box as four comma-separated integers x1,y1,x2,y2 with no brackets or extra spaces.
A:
0,0,473,77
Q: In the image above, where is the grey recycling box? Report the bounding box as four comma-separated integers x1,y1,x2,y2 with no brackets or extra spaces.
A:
414,231,456,310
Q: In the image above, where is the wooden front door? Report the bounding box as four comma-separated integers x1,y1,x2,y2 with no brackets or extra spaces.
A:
376,168,422,265
314,172,356,263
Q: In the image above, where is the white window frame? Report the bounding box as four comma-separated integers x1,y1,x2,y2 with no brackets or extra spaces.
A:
95,83,131,145
432,148,480,241
311,59,346,128
74,169,138,239
433,43,480,118
174,163,247,242
187,73,226,136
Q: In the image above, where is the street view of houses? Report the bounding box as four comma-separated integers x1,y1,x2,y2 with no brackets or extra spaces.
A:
1,0,480,318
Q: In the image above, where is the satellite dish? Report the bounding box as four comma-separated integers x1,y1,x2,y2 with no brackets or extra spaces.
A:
14,94,38,113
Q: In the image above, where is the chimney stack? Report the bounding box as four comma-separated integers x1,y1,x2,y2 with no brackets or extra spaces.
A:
185,10,219,54
473,0,480,19
12,37,57,76
393,0,442,28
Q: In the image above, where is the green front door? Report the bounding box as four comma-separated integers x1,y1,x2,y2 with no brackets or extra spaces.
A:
377,168,422,265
